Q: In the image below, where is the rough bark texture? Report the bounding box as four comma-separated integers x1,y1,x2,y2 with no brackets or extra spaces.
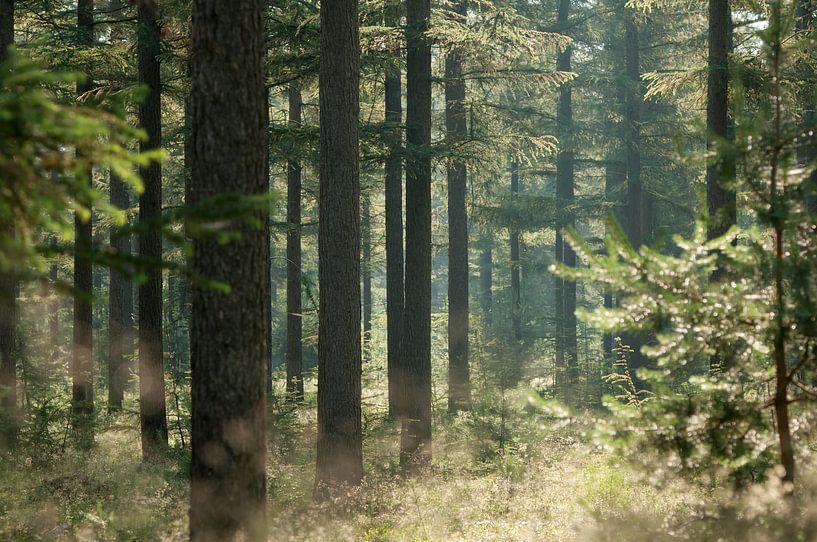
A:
286,82,304,402
0,0,17,449
188,1,268,538
554,0,577,398
137,2,168,458
72,0,95,442
362,193,372,362
401,0,433,468
706,0,736,241
108,171,133,412
384,5,404,418
445,0,470,413
316,0,363,490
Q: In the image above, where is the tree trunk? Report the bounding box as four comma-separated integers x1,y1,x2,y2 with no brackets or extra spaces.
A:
286,82,304,402
401,0,433,468
603,160,626,359
554,0,577,399
0,0,17,449
622,7,649,378
509,162,522,386
706,0,736,241
108,171,132,412
189,0,268,538
72,0,95,446
445,0,470,413
384,5,404,418
316,0,363,491
362,192,372,362
137,1,168,459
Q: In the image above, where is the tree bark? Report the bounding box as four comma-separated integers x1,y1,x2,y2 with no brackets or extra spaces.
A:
189,0,268,538
509,162,522,387
554,0,578,399
400,0,433,469
384,5,404,418
0,0,17,450
316,0,363,491
72,0,95,445
286,82,304,402
108,171,133,412
706,0,736,241
137,1,168,459
445,0,470,413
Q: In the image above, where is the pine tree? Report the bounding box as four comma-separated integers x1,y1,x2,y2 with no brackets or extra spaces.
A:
315,0,363,490
286,82,304,402
0,0,17,449
400,0,433,468
384,2,405,418
188,0,269,538
445,0,471,413
72,0,95,444
137,0,168,459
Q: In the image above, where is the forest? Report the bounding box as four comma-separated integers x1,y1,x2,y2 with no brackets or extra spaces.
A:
0,0,816,540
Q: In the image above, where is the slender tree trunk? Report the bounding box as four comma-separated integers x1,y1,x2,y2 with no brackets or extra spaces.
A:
384,5,404,418
108,171,132,412
401,0,433,468
479,241,492,328
0,0,17,449
446,0,470,413
72,0,95,445
706,0,736,241
286,82,304,402
554,0,577,400
362,192,372,362
603,160,626,359
509,163,522,345
137,2,168,459
189,1,268,538
106,0,130,414
509,163,522,386
316,0,363,491
49,264,59,353
622,7,648,378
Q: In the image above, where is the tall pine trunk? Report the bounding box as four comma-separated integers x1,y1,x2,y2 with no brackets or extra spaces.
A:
0,0,17,450
137,1,168,458
554,0,577,399
401,0,433,468
509,162,522,387
602,160,626,358
445,0,470,413
286,82,304,402
706,0,736,241
189,1,269,538
384,5,404,418
315,0,363,490
108,171,132,412
72,0,95,445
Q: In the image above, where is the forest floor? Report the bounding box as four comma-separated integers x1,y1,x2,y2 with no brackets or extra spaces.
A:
0,385,713,542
